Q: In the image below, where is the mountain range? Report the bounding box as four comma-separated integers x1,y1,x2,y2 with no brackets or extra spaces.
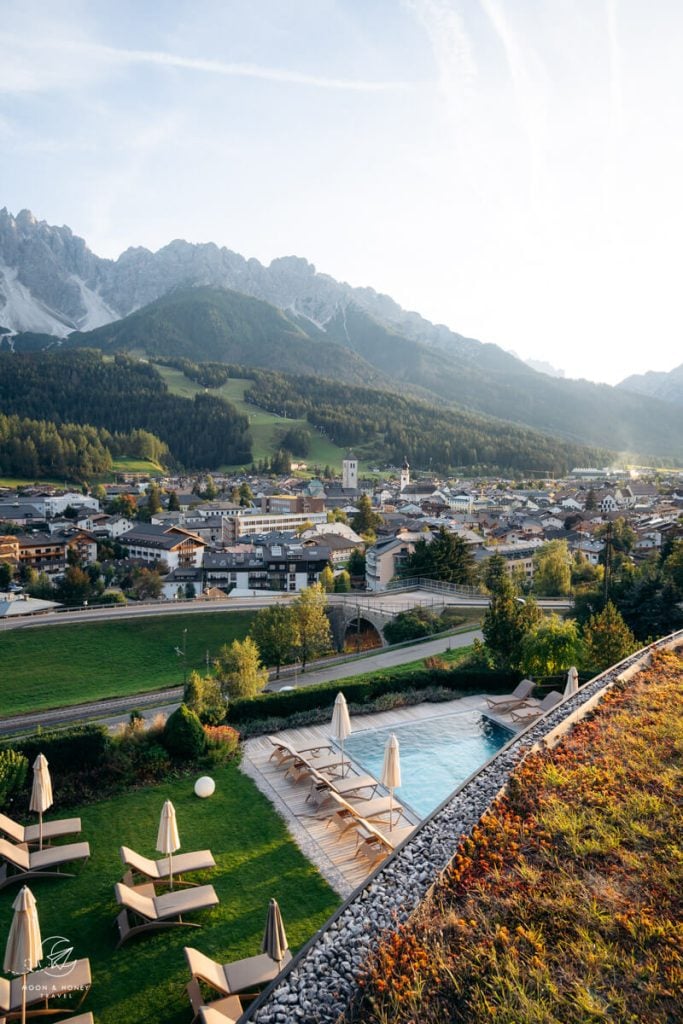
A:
1,207,682,461
617,363,683,408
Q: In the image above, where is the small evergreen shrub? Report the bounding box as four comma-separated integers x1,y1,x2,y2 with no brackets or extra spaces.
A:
163,704,206,760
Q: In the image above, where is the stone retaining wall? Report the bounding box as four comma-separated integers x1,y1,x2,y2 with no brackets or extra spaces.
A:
243,631,682,1024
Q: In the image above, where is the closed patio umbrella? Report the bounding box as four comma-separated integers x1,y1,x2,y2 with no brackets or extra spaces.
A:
564,666,579,698
330,692,352,778
29,754,53,851
156,800,180,891
4,885,42,1024
261,898,289,966
380,733,401,832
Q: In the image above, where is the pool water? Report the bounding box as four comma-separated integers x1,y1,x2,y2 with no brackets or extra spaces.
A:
343,710,513,818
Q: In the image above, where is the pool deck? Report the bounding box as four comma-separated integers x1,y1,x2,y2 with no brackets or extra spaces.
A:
241,696,521,897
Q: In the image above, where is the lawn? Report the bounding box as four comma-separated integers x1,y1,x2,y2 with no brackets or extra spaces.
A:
156,366,346,471
0,763,339,1023
0,612,255,717
109,456,165,475
356,646,683,1024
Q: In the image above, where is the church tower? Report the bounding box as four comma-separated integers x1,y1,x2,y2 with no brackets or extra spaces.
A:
400,456,410,492
342,453,358,490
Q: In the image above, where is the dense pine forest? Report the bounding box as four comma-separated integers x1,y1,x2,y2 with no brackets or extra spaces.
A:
244,370,610,475
0,351,251,472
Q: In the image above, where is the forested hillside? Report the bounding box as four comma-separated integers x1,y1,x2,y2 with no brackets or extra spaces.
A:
0,414,163,481
0,351,251,470
245,370,609,475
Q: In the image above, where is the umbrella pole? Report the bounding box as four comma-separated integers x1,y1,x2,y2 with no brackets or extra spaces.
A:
169,851,173,892
21,972,26,1024
341,737,345,778
38,811,43,852
389,789,393,832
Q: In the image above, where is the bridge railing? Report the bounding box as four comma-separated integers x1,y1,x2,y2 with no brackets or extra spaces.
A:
386,576,485,598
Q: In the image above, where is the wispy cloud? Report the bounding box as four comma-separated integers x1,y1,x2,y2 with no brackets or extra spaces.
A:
478,0,549,194
0,33,411,94
404,0,477,119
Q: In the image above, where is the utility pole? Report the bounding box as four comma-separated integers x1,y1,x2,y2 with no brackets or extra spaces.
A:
602,521,612,604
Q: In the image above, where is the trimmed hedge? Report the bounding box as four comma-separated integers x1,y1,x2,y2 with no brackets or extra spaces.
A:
0,749,28,811
2,724,112,773
226,666,519,726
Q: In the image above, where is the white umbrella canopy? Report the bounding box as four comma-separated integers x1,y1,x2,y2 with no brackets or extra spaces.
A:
380,733,401,832
330,692,352,777
156,800,181,890
564,666,579,699
261,898,289,965
29,754,53,851
4,885,42,1024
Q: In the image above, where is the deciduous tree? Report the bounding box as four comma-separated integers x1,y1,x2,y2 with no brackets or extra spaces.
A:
291,583,332,670
213,637,269,699
532,540,572,596
249,604,300,678
519,615,581,677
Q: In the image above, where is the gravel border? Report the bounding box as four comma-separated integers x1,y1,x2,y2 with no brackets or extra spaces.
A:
243,632,682,1024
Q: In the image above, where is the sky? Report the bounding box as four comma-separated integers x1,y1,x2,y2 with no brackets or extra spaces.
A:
1,0,682,385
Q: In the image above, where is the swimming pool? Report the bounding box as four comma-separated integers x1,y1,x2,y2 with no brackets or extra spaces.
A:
343,709,513,818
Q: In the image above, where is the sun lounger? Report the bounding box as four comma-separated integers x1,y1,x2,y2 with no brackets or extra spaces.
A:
185,946,292,999
285,752,349,783
510,690,564,723
0,811,82,846
353,819,415,867
197,1004,242,1024
485,679,535,712
114,881,219,947
120,845,215,886
322,792,406,835
0,837,90,890
186,979,243,1024
266,736,333,766
0,958,91,1016
305,770,379,806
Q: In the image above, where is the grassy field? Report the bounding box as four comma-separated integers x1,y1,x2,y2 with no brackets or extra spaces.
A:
0,763,339,1024
0,612,255,717
109,456,164,475
156,366,346,471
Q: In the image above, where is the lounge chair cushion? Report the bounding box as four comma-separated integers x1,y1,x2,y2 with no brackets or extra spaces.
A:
31,842,90,870
223,951,292,992
0,813,82,844
184,945,230,994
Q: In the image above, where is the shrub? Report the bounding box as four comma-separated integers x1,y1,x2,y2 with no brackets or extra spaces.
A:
226,664,517,726
203,725,240,766
163,704,206,760
0,750,28,810
423,655,449,671
184,671,227,725
135,742,172,779
5,724,112,774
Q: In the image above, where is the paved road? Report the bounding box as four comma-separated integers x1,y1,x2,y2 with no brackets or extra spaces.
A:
0,627,482,736
267,628,481,691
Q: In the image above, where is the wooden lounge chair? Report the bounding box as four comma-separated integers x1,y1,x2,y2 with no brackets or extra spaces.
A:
0,837,90,890
305,769,379,806
186,980,243,1024
322,792,406,835
266,736,333,766
0,811,81,846
353,819,415,867
185,945,292,998
120,845,215,887
510,690,564,723
114,881,219,947
285,752,349,783
198,1005,241,1024
485,679,535,712
0,958,91,1017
